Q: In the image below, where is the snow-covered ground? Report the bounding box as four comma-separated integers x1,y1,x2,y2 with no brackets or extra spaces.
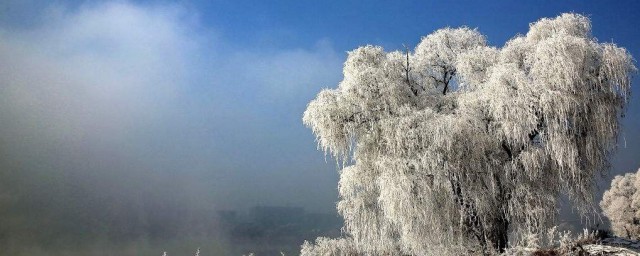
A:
583,237,640,255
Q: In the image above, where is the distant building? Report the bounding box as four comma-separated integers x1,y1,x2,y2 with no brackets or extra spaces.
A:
249,206,305,227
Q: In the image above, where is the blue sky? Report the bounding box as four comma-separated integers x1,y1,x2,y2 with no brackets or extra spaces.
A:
0,0,638,215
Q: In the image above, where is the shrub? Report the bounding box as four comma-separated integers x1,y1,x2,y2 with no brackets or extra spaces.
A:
600,168,640,239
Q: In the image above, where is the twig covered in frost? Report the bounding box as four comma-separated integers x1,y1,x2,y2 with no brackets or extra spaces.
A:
303,13,634,255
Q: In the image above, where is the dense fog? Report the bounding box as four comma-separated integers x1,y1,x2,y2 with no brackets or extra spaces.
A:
0,1,638,255
0,2,343,254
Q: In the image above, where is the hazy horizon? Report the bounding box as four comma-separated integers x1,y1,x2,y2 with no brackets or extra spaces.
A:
0,0,639,254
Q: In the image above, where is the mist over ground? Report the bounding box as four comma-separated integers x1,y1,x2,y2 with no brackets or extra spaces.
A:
0,0,638,255
0,1,343,254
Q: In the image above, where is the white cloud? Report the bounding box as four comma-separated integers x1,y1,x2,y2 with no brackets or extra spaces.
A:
0,2,201,147
0,1,343,212
229,39,343,100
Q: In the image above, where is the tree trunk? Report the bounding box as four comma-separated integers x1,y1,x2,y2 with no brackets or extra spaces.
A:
490,171,511,253
490,215,509,253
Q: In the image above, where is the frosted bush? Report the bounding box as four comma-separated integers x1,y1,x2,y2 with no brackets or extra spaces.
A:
300,237,358,256
504,228,598,255
600,168,640,239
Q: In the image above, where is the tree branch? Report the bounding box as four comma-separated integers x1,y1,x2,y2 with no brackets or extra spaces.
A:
403,44,418,97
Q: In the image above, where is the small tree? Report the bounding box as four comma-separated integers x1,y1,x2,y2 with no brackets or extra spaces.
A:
302,13,634,255
600,168,640,240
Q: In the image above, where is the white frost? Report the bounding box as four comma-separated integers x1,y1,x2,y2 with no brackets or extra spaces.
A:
302,13,634,255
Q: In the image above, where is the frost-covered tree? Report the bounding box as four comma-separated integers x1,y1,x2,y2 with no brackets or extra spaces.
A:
600,168,640,240
302,13,634,255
